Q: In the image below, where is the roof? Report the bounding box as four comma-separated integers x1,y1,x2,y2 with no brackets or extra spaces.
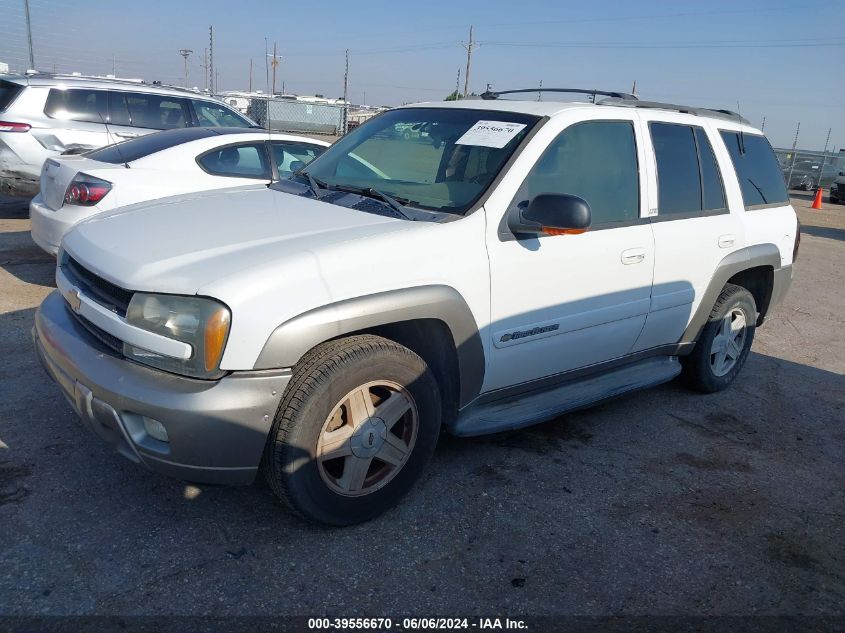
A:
407,97,758,131
1,73,209,97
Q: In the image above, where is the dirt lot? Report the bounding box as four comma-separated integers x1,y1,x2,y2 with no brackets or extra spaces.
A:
0,193,843,617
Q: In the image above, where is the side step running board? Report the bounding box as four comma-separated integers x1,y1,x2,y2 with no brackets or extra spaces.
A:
449,356,682,437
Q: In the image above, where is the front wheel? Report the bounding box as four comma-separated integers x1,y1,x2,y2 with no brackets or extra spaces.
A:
682,283,756,393
262,335,441,525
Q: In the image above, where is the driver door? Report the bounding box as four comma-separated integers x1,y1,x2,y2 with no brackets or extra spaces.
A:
483,114,655,392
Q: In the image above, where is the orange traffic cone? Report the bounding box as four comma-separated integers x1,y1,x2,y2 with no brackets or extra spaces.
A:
811,188,823,210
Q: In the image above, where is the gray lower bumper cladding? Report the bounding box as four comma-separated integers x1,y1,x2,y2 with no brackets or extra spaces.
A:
33,290,290,485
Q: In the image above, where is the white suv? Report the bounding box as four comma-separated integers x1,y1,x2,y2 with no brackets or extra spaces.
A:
33,89,798,525
0,73,256,198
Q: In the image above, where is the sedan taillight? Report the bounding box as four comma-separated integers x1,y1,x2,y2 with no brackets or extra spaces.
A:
0,121,31,132
64,173,112,207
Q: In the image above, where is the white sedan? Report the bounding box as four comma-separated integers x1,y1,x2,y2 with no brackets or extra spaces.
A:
29,127,330,255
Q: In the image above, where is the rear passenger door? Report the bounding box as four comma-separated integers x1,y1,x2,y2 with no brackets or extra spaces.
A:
632,115,743,351
108,91,191,140
42,88,113,151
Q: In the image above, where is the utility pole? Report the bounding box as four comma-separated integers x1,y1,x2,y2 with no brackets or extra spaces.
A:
538,79,543,101
342,49,349,134
461,25,474,98
268,42,281,95
201,48,208,90
455,68,461,99
248,58,252,92
760,116,766,132
208,26,214,94
23,0,35,69
178,49,193,87
631,80,637,96
786,122,801,190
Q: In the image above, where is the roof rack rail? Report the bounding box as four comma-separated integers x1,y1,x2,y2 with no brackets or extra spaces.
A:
480,88,638,101
597,97,750,125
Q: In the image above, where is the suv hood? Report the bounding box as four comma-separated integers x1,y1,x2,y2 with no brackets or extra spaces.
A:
62,186,409,294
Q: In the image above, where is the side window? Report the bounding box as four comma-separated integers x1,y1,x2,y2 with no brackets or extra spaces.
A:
191,100,252,127
650,123,702,215
720,131,789,208
270,142,325,177
513,120,639,225
121,93,188,130
197,143,271,179
696,128,727,211
44,89,109,124
651,123,728,216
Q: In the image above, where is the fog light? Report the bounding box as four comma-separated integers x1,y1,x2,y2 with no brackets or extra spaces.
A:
143,417,169,442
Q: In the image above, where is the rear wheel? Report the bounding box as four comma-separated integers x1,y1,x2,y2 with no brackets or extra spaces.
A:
262,335,441,525
682,284,756,393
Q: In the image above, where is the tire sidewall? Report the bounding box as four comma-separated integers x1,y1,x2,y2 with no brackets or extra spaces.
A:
696,289,756,390
274,346,440,525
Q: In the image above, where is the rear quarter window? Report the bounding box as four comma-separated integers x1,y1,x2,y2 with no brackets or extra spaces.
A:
0,80,24,111
720,131,789,209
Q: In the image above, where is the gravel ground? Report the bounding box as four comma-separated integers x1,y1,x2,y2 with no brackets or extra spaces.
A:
0,192,842,617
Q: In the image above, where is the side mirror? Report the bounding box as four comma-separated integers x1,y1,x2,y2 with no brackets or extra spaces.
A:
289,160,306,174
510,193,591,236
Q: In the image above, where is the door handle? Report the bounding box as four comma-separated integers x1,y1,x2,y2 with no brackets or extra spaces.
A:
718,234,736,248
621,247,646,265
115,133,139,139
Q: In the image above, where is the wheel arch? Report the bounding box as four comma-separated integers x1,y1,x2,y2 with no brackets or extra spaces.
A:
253,285,485,411
681,243,782,345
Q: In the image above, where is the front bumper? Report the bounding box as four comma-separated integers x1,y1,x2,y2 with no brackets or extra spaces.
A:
33,290,290,485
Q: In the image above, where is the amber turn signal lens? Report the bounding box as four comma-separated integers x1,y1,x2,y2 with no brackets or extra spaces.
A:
204,308,231,372
541,227,587,236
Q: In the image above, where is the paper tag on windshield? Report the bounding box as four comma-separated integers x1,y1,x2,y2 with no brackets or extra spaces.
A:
455,120,527,148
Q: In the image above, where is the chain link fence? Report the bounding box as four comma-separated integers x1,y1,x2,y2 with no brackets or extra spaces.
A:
248,98,347,136
774,149,845,190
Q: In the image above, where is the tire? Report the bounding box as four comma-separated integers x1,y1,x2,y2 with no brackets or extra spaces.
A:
262,334,441,525
682,283,756,394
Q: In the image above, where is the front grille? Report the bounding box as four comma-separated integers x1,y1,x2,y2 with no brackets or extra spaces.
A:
62,257,133,317
66,305,123,355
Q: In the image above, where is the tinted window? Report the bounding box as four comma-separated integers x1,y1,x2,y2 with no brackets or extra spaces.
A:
85,128,219,164
44,89,109,124
721,131,789,208
191,100,252,128
271,141,325,177
0,80,23,111
513,120,639,225
651,123,702,215
108,92,188,130
696,128,726,210
198,143,270,179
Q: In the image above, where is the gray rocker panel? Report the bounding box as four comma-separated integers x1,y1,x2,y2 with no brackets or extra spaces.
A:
254,285,486,407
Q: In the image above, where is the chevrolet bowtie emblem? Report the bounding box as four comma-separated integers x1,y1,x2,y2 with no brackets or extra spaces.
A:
64,288,82,313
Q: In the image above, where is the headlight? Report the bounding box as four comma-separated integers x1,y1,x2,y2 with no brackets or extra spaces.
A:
124,293,231,379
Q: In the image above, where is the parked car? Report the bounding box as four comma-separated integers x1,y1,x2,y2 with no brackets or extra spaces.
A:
782,160,839,190
29,127,329,255
0,73,258,198
830,171,845,204
33,91,798,525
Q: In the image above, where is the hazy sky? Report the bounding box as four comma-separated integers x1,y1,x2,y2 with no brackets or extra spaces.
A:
2,0,843,150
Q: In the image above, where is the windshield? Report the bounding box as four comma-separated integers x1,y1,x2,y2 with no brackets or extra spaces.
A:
301,107,539,214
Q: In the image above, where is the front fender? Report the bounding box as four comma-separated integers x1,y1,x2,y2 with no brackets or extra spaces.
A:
253,285,485,407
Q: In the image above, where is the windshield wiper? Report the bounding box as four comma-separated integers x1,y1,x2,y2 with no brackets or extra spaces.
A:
296,170,327,199
330,184,414,220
